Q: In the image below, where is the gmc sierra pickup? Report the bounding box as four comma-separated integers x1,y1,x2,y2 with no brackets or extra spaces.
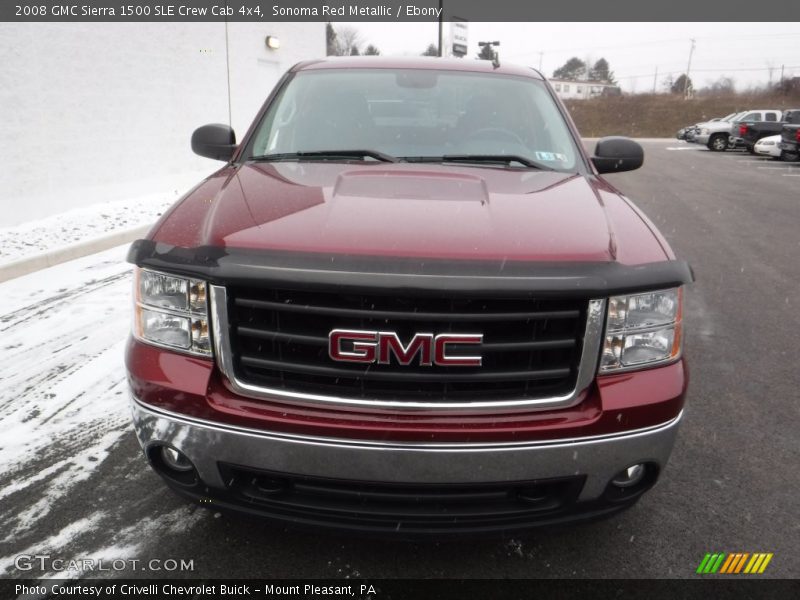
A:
126,57,692,535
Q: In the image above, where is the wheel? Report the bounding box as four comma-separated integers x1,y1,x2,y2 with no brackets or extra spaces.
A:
708,134,728,152
781,150,800,162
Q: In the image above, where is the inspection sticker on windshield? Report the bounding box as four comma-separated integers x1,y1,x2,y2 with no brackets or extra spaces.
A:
534,151,567,162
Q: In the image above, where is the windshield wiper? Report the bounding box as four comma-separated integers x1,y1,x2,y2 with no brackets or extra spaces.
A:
402,154,554,170
250,150,398,163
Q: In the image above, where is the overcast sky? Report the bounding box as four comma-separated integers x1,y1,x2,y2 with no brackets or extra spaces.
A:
341,22,800,92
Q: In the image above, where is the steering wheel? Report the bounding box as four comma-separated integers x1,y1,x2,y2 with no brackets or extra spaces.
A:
466,127,525,145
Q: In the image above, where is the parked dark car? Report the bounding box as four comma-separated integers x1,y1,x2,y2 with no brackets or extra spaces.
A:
738,109,800,154
780,121,800,161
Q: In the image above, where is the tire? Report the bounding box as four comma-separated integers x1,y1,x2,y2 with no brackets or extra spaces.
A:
708,134,728,152
781,150,800,162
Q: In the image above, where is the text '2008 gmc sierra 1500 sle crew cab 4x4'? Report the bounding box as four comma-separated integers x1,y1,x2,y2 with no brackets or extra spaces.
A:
126,57,693,536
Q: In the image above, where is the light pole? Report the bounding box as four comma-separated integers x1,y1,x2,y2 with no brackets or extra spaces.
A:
437,0,443,57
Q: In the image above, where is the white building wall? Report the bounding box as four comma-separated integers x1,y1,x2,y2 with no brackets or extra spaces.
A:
0,22,324,226
550,80,617,100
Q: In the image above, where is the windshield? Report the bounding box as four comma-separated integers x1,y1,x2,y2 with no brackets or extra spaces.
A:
247,68,581,172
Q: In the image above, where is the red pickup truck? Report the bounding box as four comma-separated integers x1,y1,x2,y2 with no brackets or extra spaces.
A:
126,57,692,535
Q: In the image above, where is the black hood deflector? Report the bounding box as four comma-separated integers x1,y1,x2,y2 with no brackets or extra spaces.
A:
127,239,694,298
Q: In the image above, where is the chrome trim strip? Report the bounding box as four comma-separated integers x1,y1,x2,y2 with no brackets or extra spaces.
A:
131,394,684,451
131,397,684,497
210,285,605,412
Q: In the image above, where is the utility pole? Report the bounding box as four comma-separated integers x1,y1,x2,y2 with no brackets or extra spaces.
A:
538,51,544,72
437,0,443,57
684,38,695,99
653,66,658,94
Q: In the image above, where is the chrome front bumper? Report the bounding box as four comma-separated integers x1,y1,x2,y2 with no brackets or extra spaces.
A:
130,395,683,503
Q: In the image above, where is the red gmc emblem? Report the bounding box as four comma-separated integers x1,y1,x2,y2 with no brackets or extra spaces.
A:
329,329,483,367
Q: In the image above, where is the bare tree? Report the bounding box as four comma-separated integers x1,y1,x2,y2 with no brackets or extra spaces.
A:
712,76,735,94
766,61,776,88
333,25,362,56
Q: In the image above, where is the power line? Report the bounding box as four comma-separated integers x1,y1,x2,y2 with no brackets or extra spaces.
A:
506,31,800,62
613,65,800,81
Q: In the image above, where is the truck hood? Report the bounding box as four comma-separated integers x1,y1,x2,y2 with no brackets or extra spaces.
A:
703,121,734,131
152,162,666,264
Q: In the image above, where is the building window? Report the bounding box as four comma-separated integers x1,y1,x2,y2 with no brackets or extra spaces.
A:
554,83,561,91
563,84,570,92
577,86,584,93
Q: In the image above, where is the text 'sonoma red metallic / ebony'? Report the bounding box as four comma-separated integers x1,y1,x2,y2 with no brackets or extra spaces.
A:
126,57,693,536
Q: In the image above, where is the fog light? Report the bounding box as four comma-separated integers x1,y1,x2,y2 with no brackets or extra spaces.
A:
611,464,646,488
160,447,194,472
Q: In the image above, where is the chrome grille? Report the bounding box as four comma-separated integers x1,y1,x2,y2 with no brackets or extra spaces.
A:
216,285,594,406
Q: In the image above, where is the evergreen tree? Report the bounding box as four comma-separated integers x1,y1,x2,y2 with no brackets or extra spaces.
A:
589,58,616,84
325,23,337,56
671,74,693,95
422,43,439,57
552,57,587,80
477,44,495,61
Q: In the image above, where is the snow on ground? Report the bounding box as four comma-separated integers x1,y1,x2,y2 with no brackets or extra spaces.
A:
0,247,132,539
0,244,209,577
0,177,204,265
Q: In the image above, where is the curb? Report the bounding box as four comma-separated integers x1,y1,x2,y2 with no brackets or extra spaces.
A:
0,224,151,283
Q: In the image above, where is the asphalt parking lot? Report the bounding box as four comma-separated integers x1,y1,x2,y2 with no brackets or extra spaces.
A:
1,140,798,580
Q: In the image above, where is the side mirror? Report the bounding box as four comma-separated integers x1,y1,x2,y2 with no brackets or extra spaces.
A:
591,136,644,174
191,124,236,161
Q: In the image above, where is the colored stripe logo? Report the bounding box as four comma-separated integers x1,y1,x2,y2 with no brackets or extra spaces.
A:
696,552,773,574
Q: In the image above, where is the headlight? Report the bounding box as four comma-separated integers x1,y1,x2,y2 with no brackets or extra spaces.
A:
133,268,211,356
600,288,682,373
